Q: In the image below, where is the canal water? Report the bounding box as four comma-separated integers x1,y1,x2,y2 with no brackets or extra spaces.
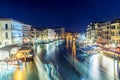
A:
35,40,120,80
0,61,39,80
2,40,120,80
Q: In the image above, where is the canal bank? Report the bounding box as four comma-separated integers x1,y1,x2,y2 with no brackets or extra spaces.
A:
102,49,120,59
77,43,120,59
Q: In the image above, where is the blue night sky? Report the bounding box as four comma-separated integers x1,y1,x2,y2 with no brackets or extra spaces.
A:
0,0,120,32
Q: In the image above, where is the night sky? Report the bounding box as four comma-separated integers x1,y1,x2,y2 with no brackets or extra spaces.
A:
0,0,120,33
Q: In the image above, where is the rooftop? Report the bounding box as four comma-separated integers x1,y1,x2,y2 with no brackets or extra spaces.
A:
0,17,23,24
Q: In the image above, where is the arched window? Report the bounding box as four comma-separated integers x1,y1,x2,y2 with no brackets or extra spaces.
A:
5,24,8,30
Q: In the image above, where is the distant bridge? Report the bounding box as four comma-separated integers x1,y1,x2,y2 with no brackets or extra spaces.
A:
65,32,78,43
65,32,78,59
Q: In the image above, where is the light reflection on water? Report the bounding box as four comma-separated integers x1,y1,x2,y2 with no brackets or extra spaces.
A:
98,55,120,79
0,62,38,80
88,55,101,80
66,41,120,80
84,54,120,80
13,68,26,80
36,40,120,80
14,62,39,80
72,41,76,59
0,62,15,80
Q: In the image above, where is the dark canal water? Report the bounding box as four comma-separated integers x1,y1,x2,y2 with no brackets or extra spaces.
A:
35,40,120,80
2,40,120,80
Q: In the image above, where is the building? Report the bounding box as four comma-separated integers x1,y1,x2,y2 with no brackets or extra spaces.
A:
96,20,120,45
39,29,56,42
31,28,40,43
86,22,99,44
22,24,32,43
110,20,120,45
0,18,23,47
53,27,65,39
97,22,111,44
86,19,120,46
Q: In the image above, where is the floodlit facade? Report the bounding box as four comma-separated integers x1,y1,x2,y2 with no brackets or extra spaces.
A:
39,29,56,42
31,28,40,43
0,18,23,47
97,22,111,44
110,21,120,45
86,19,120,46
96,20,120,45
86,23,98,44
23,24,32,43
53,27,65,39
